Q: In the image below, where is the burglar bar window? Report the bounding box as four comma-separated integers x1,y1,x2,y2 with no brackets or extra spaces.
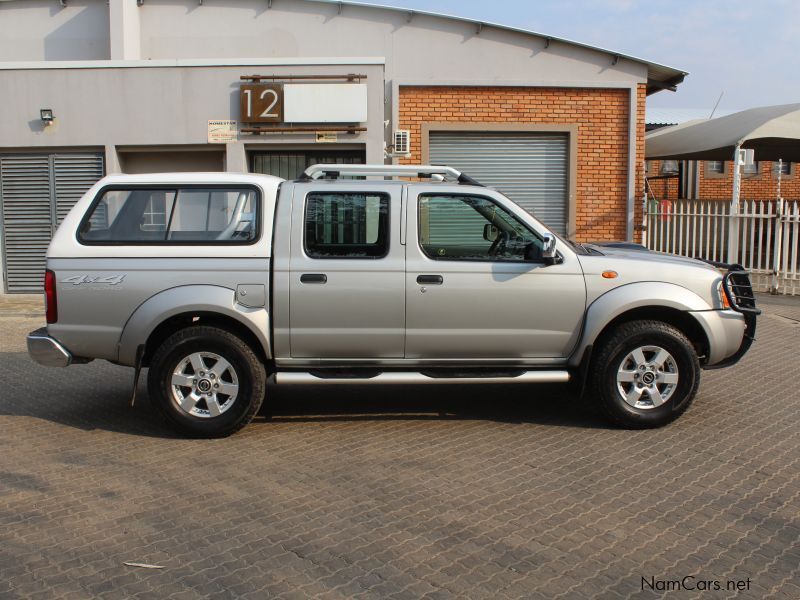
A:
743,161,759,175
778,161,791,175
304,192,389,259
706,161,725,174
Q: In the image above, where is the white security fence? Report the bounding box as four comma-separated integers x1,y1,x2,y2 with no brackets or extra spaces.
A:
644,198,800,295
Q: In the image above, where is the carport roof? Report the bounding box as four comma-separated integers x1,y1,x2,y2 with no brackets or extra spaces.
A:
308,0,688,94
646,103,800,161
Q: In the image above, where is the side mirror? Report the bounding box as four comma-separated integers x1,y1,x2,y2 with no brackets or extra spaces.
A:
483,223,500,242
542,233,557,261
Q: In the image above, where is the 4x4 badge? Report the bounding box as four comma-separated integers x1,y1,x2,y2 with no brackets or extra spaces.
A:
62,274,126,286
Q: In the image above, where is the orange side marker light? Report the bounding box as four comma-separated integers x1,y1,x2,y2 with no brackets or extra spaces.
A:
602,271,618,279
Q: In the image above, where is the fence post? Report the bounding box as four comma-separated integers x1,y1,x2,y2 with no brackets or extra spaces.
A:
771,198,784,294
727,145,742,264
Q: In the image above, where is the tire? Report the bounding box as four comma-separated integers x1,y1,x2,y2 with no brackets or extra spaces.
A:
590,320,700,429
147,325,266,438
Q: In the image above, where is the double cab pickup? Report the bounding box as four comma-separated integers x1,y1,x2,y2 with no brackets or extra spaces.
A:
27,165,759,437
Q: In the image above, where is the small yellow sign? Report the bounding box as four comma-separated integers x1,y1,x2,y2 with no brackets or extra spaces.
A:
208,120,238,143
315,132,338,143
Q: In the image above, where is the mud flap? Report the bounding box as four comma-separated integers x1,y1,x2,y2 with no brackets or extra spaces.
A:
130,345,145,407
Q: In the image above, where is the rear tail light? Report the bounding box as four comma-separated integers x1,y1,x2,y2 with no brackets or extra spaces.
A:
45,269,58,324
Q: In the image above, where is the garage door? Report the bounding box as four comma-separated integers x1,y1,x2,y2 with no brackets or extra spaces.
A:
429,132,569,235
1,153,104,293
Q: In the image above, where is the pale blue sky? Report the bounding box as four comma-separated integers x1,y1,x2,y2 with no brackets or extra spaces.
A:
369,0,800,112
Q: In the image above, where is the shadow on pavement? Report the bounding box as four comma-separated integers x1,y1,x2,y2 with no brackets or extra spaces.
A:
0,351,611,438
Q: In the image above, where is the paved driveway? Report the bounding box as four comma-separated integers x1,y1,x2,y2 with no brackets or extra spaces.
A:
1,296,798,599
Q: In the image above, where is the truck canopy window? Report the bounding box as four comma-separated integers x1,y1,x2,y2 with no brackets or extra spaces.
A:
78,186,259,244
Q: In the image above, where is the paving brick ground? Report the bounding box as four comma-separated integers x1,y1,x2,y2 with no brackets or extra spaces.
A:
0,295,798,599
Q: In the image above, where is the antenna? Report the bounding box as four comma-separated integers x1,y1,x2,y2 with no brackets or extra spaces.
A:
709,91,724,119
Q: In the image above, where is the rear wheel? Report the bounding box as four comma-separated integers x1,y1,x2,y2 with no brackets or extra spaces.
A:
590,320,699,428
147,325,265,438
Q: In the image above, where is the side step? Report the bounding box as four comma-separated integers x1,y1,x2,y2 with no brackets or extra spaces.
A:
275,371,570,385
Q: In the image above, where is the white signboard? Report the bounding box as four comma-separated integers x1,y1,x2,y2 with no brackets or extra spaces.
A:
283,84,367,123
208,120,238,143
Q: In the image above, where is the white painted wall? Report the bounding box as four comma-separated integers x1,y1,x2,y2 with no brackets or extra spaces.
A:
109,0,141,60
134,0,646,85
0,0,648,85
0,0,109,60
0,61,386,163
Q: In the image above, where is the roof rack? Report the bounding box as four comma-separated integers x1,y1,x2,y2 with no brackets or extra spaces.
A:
300,164,484,186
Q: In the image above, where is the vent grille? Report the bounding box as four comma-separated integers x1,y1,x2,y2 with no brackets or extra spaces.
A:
1,153,104,292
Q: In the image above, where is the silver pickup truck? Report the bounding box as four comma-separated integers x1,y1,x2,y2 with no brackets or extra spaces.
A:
27,164,759,437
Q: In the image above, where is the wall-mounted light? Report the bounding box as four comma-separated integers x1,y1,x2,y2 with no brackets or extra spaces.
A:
40,109,54,125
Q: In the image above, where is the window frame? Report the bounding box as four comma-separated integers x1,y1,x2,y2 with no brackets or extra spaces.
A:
705,160,727,179
77,183,262,246
416,192,544,264
302,190,391,260
775,161,795,178
742,161,760,177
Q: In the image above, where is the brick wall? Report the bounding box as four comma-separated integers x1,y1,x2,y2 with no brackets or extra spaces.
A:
698,161,798,199
399,85,645,242
646,159,799,200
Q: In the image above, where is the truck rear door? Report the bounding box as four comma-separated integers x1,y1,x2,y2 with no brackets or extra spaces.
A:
286,183,405,359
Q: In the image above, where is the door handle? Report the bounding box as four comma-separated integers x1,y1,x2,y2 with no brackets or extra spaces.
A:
300,273,327,284
417,274,443,285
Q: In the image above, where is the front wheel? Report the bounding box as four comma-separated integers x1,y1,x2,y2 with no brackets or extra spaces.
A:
147,325,266,438
590,320,700,428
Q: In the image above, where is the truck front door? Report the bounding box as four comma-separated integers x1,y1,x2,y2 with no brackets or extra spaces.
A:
405,188,586,360
288,184,405,358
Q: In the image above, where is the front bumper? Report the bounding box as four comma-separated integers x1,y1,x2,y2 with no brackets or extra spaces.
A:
702,310,757,370
690,264,760,369
27,328,72,367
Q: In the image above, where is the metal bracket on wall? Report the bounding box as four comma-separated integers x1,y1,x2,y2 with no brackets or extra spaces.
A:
241,126,366,135
240,74,366,82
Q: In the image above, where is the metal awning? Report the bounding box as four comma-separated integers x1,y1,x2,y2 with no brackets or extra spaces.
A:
646,103,800,161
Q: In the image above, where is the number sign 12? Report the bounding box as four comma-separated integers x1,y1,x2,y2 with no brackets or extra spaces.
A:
240,83,284,123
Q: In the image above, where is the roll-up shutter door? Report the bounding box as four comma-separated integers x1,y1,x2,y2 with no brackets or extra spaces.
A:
1,153,104,293
428,132,569,235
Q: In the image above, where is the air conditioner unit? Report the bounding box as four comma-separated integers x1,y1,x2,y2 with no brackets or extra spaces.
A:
393,130,411,156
